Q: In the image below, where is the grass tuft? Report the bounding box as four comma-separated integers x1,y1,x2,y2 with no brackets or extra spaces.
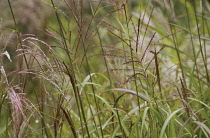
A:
1,0,210,137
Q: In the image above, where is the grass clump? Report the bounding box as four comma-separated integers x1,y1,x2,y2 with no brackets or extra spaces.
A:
0,0,210,137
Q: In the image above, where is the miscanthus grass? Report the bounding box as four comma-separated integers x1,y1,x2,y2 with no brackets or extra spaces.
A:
1,0,210,137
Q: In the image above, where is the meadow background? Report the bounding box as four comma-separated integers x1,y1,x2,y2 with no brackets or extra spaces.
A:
1,0,210,137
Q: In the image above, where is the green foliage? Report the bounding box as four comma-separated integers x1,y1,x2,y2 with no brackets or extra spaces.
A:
1,0,210,137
